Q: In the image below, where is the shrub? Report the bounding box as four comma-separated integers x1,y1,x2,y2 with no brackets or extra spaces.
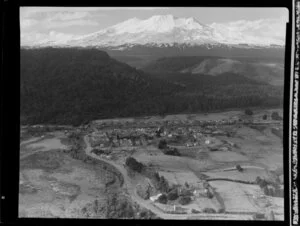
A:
106,195,136,219
150,172,170,193
191,209,201,214
153,172,160,182
125,157,144,173
203,181,210,189
155,130,161,137
262,114,268,120
157,194,168,204
271,111,282,120
203,208,216,213
236,164,243,172
184,182,189,188
167,189,178,201
263,186,269,196
158,140,167,149
245,109,253,115
138,209,158,219
218,208,225,213
257,178,268,189
207,190,214,199
139,210,147,218
253,213,265,220
180,188,192,196
163,147,181,156
268,187,275,196
158,176,169,193
178,196,191,205
256,176,262,184
91,149,104,155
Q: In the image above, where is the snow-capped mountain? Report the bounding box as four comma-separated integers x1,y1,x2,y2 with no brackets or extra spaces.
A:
34,14,285,48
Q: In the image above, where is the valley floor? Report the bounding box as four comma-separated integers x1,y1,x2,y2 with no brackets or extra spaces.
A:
19,108,284,220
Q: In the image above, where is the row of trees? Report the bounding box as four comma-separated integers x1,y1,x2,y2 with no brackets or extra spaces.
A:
158,140,181,156
245,109,283,120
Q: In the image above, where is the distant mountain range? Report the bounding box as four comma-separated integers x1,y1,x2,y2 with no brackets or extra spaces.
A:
23,14,285,49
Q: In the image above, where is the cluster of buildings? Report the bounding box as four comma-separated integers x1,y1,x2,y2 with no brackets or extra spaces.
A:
89,128,155,148
159,126,234,150
89,120,238,151
93,117,246,130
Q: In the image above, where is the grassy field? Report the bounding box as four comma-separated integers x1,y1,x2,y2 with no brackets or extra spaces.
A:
209,180,283,219
19,136,120,218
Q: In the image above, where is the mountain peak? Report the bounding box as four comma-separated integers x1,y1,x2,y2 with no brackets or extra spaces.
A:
36,14,285,48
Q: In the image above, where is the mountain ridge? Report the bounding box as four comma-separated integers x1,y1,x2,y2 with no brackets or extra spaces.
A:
23,14,285,48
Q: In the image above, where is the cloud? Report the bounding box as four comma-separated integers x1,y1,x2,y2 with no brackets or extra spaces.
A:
20,7,103,30
48,11,91,21
94,7,170,10
210,18,286,45
20,19,38,29
45,19,99,28
20,12,99,31
20,7,103,18
21,31,80,45
20,7,169,18
48,31,79,42
20,18,99,32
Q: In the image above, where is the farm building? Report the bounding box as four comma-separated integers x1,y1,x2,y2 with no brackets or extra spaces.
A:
150,193,163,202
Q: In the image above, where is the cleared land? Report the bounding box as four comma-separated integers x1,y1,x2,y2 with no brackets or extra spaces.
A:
19,109,283,220
19,132,121,218
19,150,111,218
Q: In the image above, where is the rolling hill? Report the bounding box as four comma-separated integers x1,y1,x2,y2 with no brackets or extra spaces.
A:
142,56,285,86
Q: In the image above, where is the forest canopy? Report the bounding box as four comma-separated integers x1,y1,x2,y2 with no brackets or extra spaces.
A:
21,48,284,126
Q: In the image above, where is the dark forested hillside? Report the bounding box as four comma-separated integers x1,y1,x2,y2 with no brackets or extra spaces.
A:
143,72,283,113
21,48,180,125
21,48,284,125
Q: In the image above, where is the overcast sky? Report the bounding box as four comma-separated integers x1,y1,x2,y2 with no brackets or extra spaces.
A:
20,7,289,45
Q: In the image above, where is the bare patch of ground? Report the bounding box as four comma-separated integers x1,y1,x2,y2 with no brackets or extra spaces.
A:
19,149,118,218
